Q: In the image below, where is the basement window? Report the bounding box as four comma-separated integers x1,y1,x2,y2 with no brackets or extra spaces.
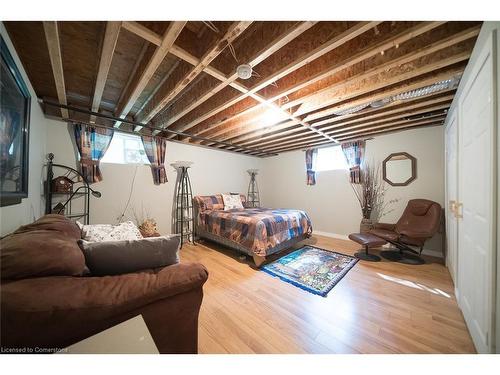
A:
101,132,150,165
315,145,348,172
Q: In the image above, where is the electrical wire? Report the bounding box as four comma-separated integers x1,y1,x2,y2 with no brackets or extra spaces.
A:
117,165,139,223
228,42,238,63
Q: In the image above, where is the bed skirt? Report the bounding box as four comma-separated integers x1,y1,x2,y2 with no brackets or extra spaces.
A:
195,227,309,259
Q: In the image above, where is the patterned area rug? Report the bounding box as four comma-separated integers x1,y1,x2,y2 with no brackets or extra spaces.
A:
262,245,358,297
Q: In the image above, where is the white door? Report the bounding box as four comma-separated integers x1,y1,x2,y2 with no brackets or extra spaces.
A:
457,33,496,353
445,111,459,285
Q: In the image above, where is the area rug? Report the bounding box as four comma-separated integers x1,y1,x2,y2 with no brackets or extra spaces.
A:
261,245,358,297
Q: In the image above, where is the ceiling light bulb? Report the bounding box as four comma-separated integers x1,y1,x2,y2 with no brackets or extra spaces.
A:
236,64,252,80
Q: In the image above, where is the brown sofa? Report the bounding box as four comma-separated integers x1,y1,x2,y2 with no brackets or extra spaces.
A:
0,214,208,354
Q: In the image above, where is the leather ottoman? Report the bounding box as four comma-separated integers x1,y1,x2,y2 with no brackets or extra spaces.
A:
348,232,387,262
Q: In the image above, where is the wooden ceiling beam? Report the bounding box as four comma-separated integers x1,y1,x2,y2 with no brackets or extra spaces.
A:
198,22,448,139
43,21,68,118
287,33,475,115
337,121,444,141
313,91,455,130
134,21,253,130
258,133,325,151
250,138,335,155
154,54,330,145
330,113,447,139
214,78,456,146
197,24,477,142
211,120,303,148
212,50,466,147
91,21,121,122
216,91,454,147
324,102,451,135
122,21,162,46
303,65,465,124
219,124,311,151
256,113,446,152
261,117,445,154
114,21,186,128
153,21,317,132
169,22,381,137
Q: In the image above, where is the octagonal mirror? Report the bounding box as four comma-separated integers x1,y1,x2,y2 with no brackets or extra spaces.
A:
382,152,417,186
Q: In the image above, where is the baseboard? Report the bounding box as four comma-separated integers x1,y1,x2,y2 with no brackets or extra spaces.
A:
312,230,443,258
421,249,444,258
313,230,349,241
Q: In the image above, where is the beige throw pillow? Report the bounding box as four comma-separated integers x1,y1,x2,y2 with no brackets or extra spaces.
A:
222,193,244,210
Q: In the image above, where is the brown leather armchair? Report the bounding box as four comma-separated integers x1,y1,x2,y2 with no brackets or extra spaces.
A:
369,199,442,264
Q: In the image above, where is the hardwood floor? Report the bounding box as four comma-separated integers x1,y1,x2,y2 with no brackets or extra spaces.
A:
180,235,476,354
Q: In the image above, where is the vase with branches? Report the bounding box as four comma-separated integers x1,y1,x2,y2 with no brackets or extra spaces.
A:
350,161,399,232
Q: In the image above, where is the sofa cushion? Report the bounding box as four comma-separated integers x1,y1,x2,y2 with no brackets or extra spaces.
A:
78,236,180,276
13,214,82,240
0,262,208,352
1,230,87,280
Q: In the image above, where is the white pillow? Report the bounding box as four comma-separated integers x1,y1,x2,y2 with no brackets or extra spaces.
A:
222,194,244,210
82,221,143,242
82,224,115,242
103,221,143,241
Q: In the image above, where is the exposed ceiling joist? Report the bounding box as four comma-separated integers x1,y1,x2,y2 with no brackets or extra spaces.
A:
114,21,186,128
197,22,474,143
324,103,451,135
304,65,465,123
259,116,445,155
254,112,447,152
134,21,253,130
43,21,68,118
170,21,381,137
237,91,453,153
91,21,121,122
284,29,477,114
122,21,162,46
312,91,455,130
223,91,455,146
337,119,445,141
209,49,469,149
330,113,447,138
153,21,317,131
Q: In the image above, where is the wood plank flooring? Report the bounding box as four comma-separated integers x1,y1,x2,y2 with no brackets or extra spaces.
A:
180,235,476,354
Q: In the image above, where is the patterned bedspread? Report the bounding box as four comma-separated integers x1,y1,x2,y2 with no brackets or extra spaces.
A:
198,208,312,257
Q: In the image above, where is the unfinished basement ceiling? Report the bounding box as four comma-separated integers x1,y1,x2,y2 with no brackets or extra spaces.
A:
4,21,481,156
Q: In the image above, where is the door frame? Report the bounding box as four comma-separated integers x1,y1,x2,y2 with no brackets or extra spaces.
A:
444,110,459,286
457,30,498,353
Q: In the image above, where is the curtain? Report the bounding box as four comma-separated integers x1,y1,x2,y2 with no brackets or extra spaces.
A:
73,124,114,183
341,140,365,184
305,148,318,186
141,135,167,185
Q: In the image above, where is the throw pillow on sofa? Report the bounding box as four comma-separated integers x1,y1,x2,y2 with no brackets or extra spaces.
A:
78,235,180,276
81,221,143,242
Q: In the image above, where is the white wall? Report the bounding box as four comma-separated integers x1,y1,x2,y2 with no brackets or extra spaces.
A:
0,23,61,236
45,122,263,234
259,126,445,255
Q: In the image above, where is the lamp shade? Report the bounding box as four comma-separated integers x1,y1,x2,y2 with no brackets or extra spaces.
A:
171,161,194,169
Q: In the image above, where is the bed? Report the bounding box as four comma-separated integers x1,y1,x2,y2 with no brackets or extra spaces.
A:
193,194,312,266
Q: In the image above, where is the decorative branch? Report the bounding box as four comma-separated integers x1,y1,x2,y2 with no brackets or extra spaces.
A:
350,160,400,221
